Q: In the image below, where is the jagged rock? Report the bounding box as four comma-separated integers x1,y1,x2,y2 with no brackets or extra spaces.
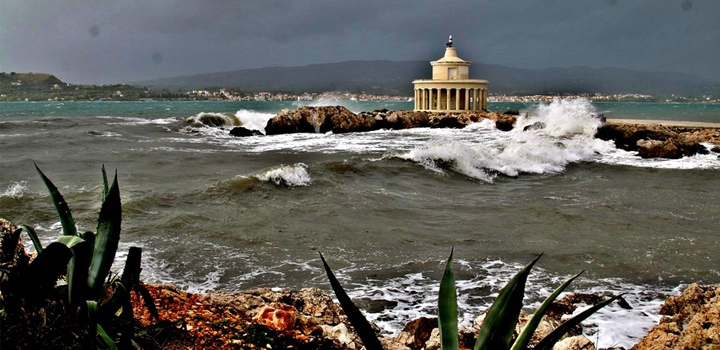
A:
229,126,263,137
553,335,597,350
710,146,720,153
252,303,298,331
395,317,437,350
494,114,517,131
321,323,358,349
632,283,720,350
386,111,430,129
597,123,713,158
524,121,547,131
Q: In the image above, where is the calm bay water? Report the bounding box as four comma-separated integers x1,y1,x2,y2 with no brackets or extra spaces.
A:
1,100,719,347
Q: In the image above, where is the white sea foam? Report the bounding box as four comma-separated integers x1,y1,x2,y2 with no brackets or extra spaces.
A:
2,181,33,198
102,116,178,126
253,163,312,187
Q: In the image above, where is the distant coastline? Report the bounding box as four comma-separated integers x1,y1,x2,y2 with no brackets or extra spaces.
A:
2,72,720,103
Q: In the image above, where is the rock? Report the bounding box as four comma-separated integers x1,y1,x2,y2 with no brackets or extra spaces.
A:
323,107,379,133
395,317,437,350
423,328,441,350
636,139,706,159
710,146,720,153
523,121,546,131
494,114,517,131
429,114,465,128
553,335,597,350
229,127,263,137
597,123,713,159
252,303,298,332
386,111,430,129
632,283,720,350
321,323,357,349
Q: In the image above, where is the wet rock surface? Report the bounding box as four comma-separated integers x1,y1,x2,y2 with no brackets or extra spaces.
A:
597,122,719,159
631,283,720,350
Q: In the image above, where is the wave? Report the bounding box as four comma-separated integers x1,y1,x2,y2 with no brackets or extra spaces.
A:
1,181,34,198
254,163,312,187
185,112,240,128
399,98,615,182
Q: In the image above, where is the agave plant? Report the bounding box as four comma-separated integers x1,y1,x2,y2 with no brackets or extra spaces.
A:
321,250,622,350
19,165,160,348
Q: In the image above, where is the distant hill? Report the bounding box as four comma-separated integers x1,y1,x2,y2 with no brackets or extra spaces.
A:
0,72,64,87
133,61,720,97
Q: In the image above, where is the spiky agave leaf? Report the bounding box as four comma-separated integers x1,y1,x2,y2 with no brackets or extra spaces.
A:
510,271,584,350
20,225,43,254
319,253,383,350
58,235,91,306
24,242,73,297
474,254,543,350
438,248,460,350
533,294,624,350
35,164,77,237
88,171,122,300
101,165,109,202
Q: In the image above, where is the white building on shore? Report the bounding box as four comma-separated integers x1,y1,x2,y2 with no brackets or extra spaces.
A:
413,36,488,112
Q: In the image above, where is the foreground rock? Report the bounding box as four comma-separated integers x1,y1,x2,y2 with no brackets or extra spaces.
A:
632,283,720,350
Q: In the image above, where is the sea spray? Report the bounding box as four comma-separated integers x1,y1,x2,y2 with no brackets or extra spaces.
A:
234,109,275,133
400,98,615,181
1,181,33,198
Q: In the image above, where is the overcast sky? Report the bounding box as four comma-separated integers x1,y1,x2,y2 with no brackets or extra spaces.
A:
1,0,718,84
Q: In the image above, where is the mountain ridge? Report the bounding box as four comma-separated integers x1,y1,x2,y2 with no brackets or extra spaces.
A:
131,60,719,97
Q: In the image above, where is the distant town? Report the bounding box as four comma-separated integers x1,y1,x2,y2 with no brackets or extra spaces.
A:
1,72,719,103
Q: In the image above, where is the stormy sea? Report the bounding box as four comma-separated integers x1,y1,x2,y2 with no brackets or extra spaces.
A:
1,99,719,348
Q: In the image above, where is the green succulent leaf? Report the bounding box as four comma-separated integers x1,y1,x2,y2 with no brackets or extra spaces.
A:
320,253,383,350
96,323,118,350
88,171,122,300
35,164,77,237
135,282,160,321
101,165,109,202
510,271,584,350
475,254,542,350
533,294,624,350
438,248,459,350
20,224,54,255
24,242,73,296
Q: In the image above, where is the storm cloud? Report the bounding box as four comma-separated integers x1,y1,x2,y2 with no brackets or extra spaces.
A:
1,0,718,84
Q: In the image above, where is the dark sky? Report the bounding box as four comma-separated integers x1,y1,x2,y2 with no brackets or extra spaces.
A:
1,0,718,84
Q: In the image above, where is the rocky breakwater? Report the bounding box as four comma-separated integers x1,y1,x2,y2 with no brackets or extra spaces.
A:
232,105,516,136
596,121,720,159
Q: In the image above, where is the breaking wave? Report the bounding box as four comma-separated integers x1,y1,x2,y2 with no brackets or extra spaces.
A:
1,181,33,198
185,112,241,128
400,98,614,182
254,163,312,187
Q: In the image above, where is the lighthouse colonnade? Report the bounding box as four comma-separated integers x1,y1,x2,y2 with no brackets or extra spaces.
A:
413,86,487,112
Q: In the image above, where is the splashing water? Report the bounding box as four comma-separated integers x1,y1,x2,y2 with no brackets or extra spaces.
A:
233,110,275,133
401,98,615,181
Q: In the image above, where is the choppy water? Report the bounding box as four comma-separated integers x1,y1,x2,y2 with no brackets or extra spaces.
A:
1,99,719,348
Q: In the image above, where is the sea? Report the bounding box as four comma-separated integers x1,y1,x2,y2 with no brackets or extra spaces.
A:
1,99,719,348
